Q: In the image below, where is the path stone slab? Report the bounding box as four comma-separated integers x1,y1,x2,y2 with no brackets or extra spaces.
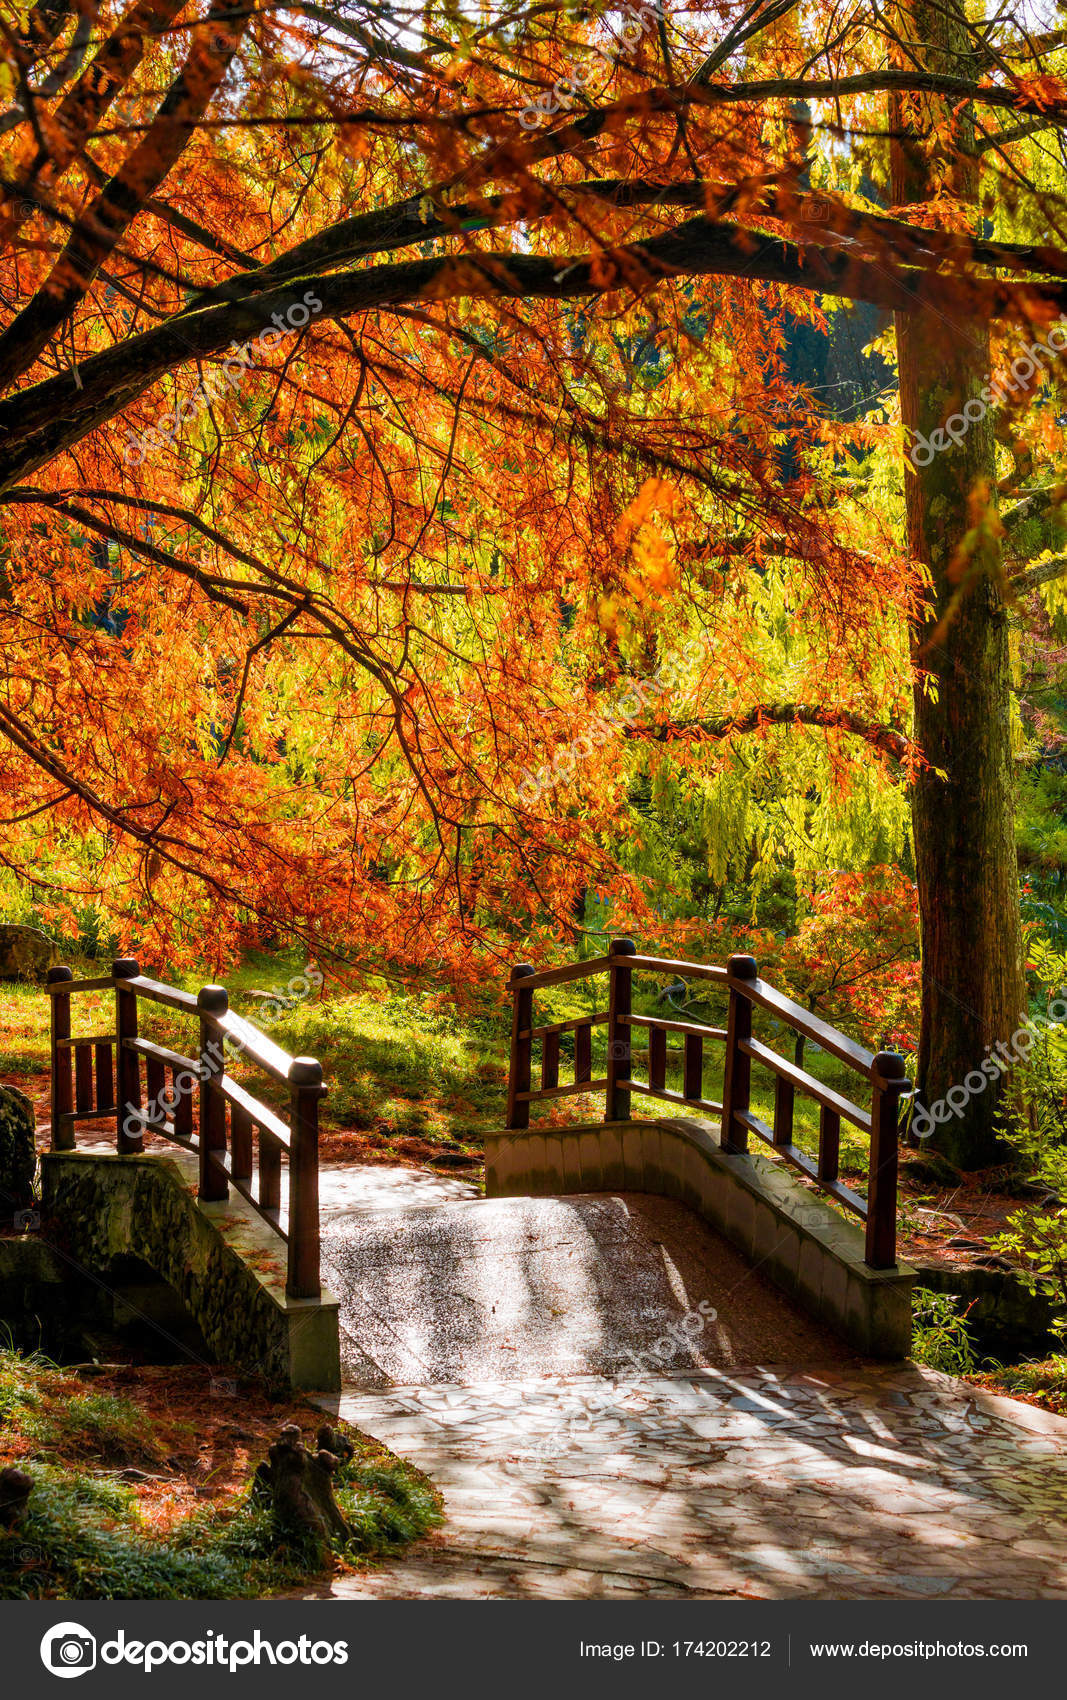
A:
313,1365,1067,1600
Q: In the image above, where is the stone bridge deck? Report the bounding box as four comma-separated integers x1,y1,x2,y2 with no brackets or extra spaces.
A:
309,1165,1067,1601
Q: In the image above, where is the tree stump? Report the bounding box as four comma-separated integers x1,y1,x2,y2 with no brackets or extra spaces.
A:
0,1467,32,1529
253,1423,350,1544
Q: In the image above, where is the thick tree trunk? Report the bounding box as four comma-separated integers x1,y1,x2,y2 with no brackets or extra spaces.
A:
892,1,1025,1167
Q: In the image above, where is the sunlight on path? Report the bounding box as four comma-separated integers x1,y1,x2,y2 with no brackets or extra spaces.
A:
307,1166,1067,1601
314,1365,1067,1600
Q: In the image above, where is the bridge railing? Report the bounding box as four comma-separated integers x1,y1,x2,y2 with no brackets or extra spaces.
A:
505,939,909,1269
46,958,325,1298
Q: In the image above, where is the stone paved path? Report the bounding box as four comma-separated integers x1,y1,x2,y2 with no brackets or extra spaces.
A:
304,1167,1067,1600
312,1364,1067,1600
84,1144,1067,1599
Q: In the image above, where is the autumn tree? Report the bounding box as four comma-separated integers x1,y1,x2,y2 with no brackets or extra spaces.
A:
2,0,1067,1162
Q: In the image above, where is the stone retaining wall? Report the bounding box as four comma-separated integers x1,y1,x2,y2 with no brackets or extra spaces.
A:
39,1151,340,1390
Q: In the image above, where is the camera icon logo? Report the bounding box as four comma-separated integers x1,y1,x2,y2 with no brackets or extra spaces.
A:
40,1622,97,1679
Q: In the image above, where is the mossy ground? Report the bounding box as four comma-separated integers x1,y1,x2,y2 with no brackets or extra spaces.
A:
0,1346,442,1599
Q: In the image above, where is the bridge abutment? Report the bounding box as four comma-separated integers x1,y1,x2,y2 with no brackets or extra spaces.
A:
37,1151,340,1390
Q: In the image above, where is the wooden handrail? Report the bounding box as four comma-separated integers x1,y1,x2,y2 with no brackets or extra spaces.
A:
115,973,199,1016
504,938,908,1269
730,973,876,1077
45,961,325,1298
509,953,613,991
740,1036,872,1132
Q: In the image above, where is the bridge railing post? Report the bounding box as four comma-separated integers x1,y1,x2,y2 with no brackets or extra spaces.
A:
505,964,535,1129
113,957,143,1153
606,937,635,1122
866,1050,907,1269
721,953,757,1153
197,985,229,1201
47,965,74,1151
288,1057,324,1298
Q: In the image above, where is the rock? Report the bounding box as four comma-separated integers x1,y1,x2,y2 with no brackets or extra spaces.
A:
0,925,55,982
0,1466,32,1528
0,1084,36,1212
900,1150,962,1189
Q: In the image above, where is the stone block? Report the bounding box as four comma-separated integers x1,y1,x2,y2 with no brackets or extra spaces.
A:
600,1125,625,1190
543,1134,566,1189
621,1124,646,1189
561,1133,582,1193
579,1130,603,1189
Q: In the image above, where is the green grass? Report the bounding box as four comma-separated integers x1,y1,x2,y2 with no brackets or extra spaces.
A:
5,949,509,1150
0,1346,442,1601
520,972,874,1175
0,981,53,1075
4,945,874,1174
4,1458,441,1601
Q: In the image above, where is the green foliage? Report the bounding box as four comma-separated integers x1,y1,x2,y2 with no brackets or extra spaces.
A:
987,1355,1067,1403
911,1289,979,1375
261,988,505,1140
0,1346,441,1600
984,937,1067,1329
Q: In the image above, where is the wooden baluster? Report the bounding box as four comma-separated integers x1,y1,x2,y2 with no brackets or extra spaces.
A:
866,1050,907,1269
48,966,74,1151
113,957,143,1154
819,1106,841,1185
74,1044,93,1113
174,1070,194,1143
773,1074,794,1147
574,1021,592,1084
145,1052,166,1129
683,1031,703,1105
95,1040,114,1114
649,1024,667,1091
197,985,228,1201
230,1102,253,1181
721,953,757,1153
542,1029,560,1090
605,937,635,1122
505,963,535,1129
287,1056,324,1298
259,1128,282,1213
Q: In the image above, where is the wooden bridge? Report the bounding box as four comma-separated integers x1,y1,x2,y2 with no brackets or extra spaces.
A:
506,940,909,1270
38,940,913,1386
46,959,325,1299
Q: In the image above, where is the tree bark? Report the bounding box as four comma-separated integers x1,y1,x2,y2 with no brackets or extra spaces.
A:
892,0,1025,1167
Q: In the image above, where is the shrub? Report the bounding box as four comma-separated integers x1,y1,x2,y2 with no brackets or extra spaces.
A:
911,1288,979,1375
